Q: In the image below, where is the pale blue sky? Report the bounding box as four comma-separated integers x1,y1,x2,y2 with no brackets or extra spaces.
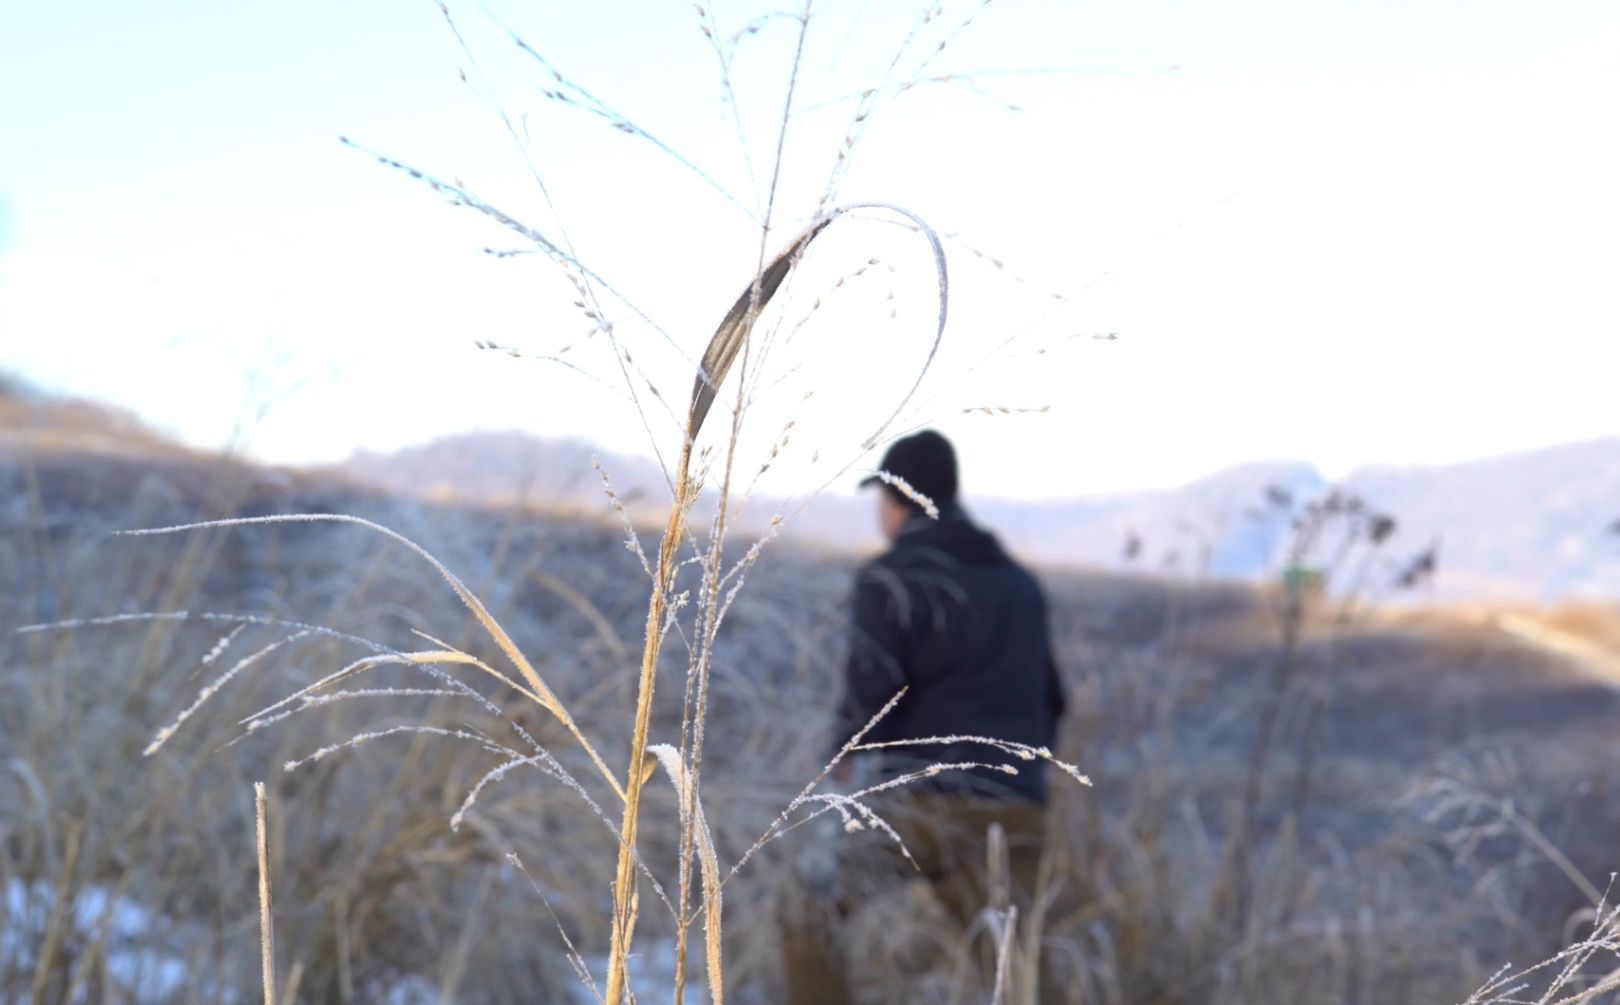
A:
3,1,1618,499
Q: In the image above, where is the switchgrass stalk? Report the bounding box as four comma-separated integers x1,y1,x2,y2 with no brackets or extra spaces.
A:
670,7,814,999
256,781,276,1005
605,445,698,1005
602,208,827,1005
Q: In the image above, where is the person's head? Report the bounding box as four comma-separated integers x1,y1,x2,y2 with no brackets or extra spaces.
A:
861,430,960,540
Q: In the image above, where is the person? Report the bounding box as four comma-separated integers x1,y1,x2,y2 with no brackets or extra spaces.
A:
781,429,1068,1004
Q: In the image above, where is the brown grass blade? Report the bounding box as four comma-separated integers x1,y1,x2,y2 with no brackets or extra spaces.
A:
29,818,83,1005
118,515,627,803
688,219,830,438
649,745,724,1005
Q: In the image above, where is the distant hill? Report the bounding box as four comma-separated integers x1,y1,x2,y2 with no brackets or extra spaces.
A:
6,372,1615,603
344,431,671,516
0,373,194,461
1342,440,1620,600
341,431,1620,603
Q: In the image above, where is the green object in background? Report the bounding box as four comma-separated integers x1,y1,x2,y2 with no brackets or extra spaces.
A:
1282,564,1326,601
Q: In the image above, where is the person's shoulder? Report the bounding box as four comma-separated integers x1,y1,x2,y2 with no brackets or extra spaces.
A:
852,549,899,584
854,544,933,598
1002,553,1050,600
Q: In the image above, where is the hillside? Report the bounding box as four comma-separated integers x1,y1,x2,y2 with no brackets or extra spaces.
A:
7,381,1620,1001
340,429,1620,602
0,372,198,462
1346,440,1620,599
8,376,1615,604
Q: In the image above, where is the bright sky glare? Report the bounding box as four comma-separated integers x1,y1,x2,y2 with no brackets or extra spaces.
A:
2,1,1617,500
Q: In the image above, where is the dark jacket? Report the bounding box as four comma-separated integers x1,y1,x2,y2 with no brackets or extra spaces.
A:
831,506,1067,803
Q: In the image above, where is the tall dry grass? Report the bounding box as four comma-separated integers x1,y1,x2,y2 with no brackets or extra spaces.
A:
5,452,638,1001
7,2,1620,1003
8,409,1620,1002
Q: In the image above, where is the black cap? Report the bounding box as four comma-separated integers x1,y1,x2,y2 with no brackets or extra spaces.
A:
861,430,959,508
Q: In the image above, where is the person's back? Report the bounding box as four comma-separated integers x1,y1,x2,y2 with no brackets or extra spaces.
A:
834,501,1066,801
783,429,1068,1004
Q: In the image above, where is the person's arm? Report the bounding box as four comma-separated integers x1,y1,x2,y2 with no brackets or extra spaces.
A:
828,567,909,758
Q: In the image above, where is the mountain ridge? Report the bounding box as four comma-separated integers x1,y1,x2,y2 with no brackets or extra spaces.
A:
338,429,1620,603
5,374,1614,603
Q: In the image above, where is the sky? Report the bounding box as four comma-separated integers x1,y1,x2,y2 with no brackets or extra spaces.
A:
2,0,1618,501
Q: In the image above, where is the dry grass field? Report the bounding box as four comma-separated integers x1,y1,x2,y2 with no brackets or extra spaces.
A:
4,390,1619,1003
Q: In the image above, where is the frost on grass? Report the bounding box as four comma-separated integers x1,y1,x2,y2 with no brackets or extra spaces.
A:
145,631,312,756
282,725,520,773
853,735,1092,787
870,469,940,520
1462,874,1620,1004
